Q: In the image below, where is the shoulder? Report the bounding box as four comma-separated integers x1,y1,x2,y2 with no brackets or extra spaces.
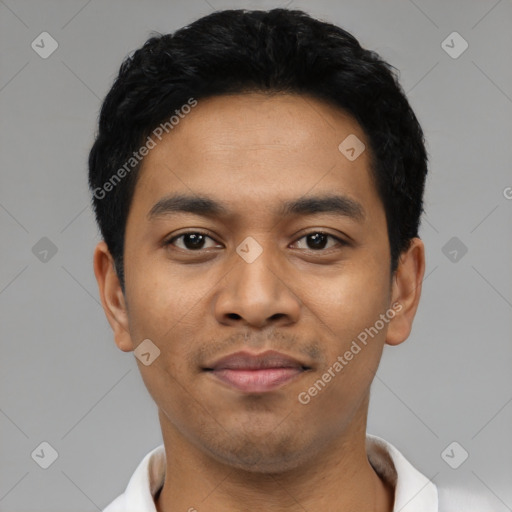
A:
437,485,496,512
102,493,126,512
101,444,166,512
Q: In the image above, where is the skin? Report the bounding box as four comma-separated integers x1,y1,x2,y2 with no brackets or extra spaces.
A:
93,92,425,512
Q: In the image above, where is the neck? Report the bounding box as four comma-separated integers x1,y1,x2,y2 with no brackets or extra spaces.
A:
155,407,394,512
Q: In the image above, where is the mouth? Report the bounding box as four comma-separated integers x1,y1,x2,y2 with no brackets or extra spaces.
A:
203,350,312,393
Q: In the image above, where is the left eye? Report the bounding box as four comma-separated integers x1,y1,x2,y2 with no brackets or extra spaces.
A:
293,232,345,251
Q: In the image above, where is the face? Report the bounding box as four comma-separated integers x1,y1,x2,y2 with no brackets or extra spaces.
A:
94,92,424,473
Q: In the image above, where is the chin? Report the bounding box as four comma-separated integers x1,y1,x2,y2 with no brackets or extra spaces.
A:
203,431,310,474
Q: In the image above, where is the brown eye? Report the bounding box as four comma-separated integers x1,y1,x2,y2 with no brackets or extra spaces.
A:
165,232,219,251
294,232,346,251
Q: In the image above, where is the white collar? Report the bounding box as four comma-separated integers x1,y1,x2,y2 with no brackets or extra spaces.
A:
103,433,438,511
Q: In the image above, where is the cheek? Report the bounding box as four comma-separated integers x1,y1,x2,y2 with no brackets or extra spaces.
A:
125,264,207,390
302,259,391,401
304,260,390,341
125,255,199,339
137,356,195,435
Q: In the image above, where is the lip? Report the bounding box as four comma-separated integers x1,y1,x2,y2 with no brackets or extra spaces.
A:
203,350,311,393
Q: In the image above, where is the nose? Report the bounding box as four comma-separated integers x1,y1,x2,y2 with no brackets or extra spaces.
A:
213,242,302,330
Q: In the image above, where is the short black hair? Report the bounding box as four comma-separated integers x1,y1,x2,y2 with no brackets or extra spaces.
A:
88,8,428,292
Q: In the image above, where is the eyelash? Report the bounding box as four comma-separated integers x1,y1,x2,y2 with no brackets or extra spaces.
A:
163,230,348,252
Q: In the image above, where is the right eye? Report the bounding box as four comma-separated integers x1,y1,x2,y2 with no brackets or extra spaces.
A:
163,231,222,251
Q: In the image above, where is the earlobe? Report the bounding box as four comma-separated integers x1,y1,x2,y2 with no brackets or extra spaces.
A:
93,241,134,352
385,238,425,346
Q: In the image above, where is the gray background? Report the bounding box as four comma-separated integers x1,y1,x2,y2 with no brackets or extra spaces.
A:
1,0,511,510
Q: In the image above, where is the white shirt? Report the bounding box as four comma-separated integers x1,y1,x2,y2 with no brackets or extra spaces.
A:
102,434,493,511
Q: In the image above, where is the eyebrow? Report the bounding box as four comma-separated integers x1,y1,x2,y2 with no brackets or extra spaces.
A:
147,193,365,223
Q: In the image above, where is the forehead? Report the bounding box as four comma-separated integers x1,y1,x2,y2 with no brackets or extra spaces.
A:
129,92,381,224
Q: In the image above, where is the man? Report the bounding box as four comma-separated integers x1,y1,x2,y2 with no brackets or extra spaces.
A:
89,8,492,512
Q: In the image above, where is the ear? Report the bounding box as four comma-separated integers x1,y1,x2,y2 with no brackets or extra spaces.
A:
93,240,134,352
386,237,425,346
